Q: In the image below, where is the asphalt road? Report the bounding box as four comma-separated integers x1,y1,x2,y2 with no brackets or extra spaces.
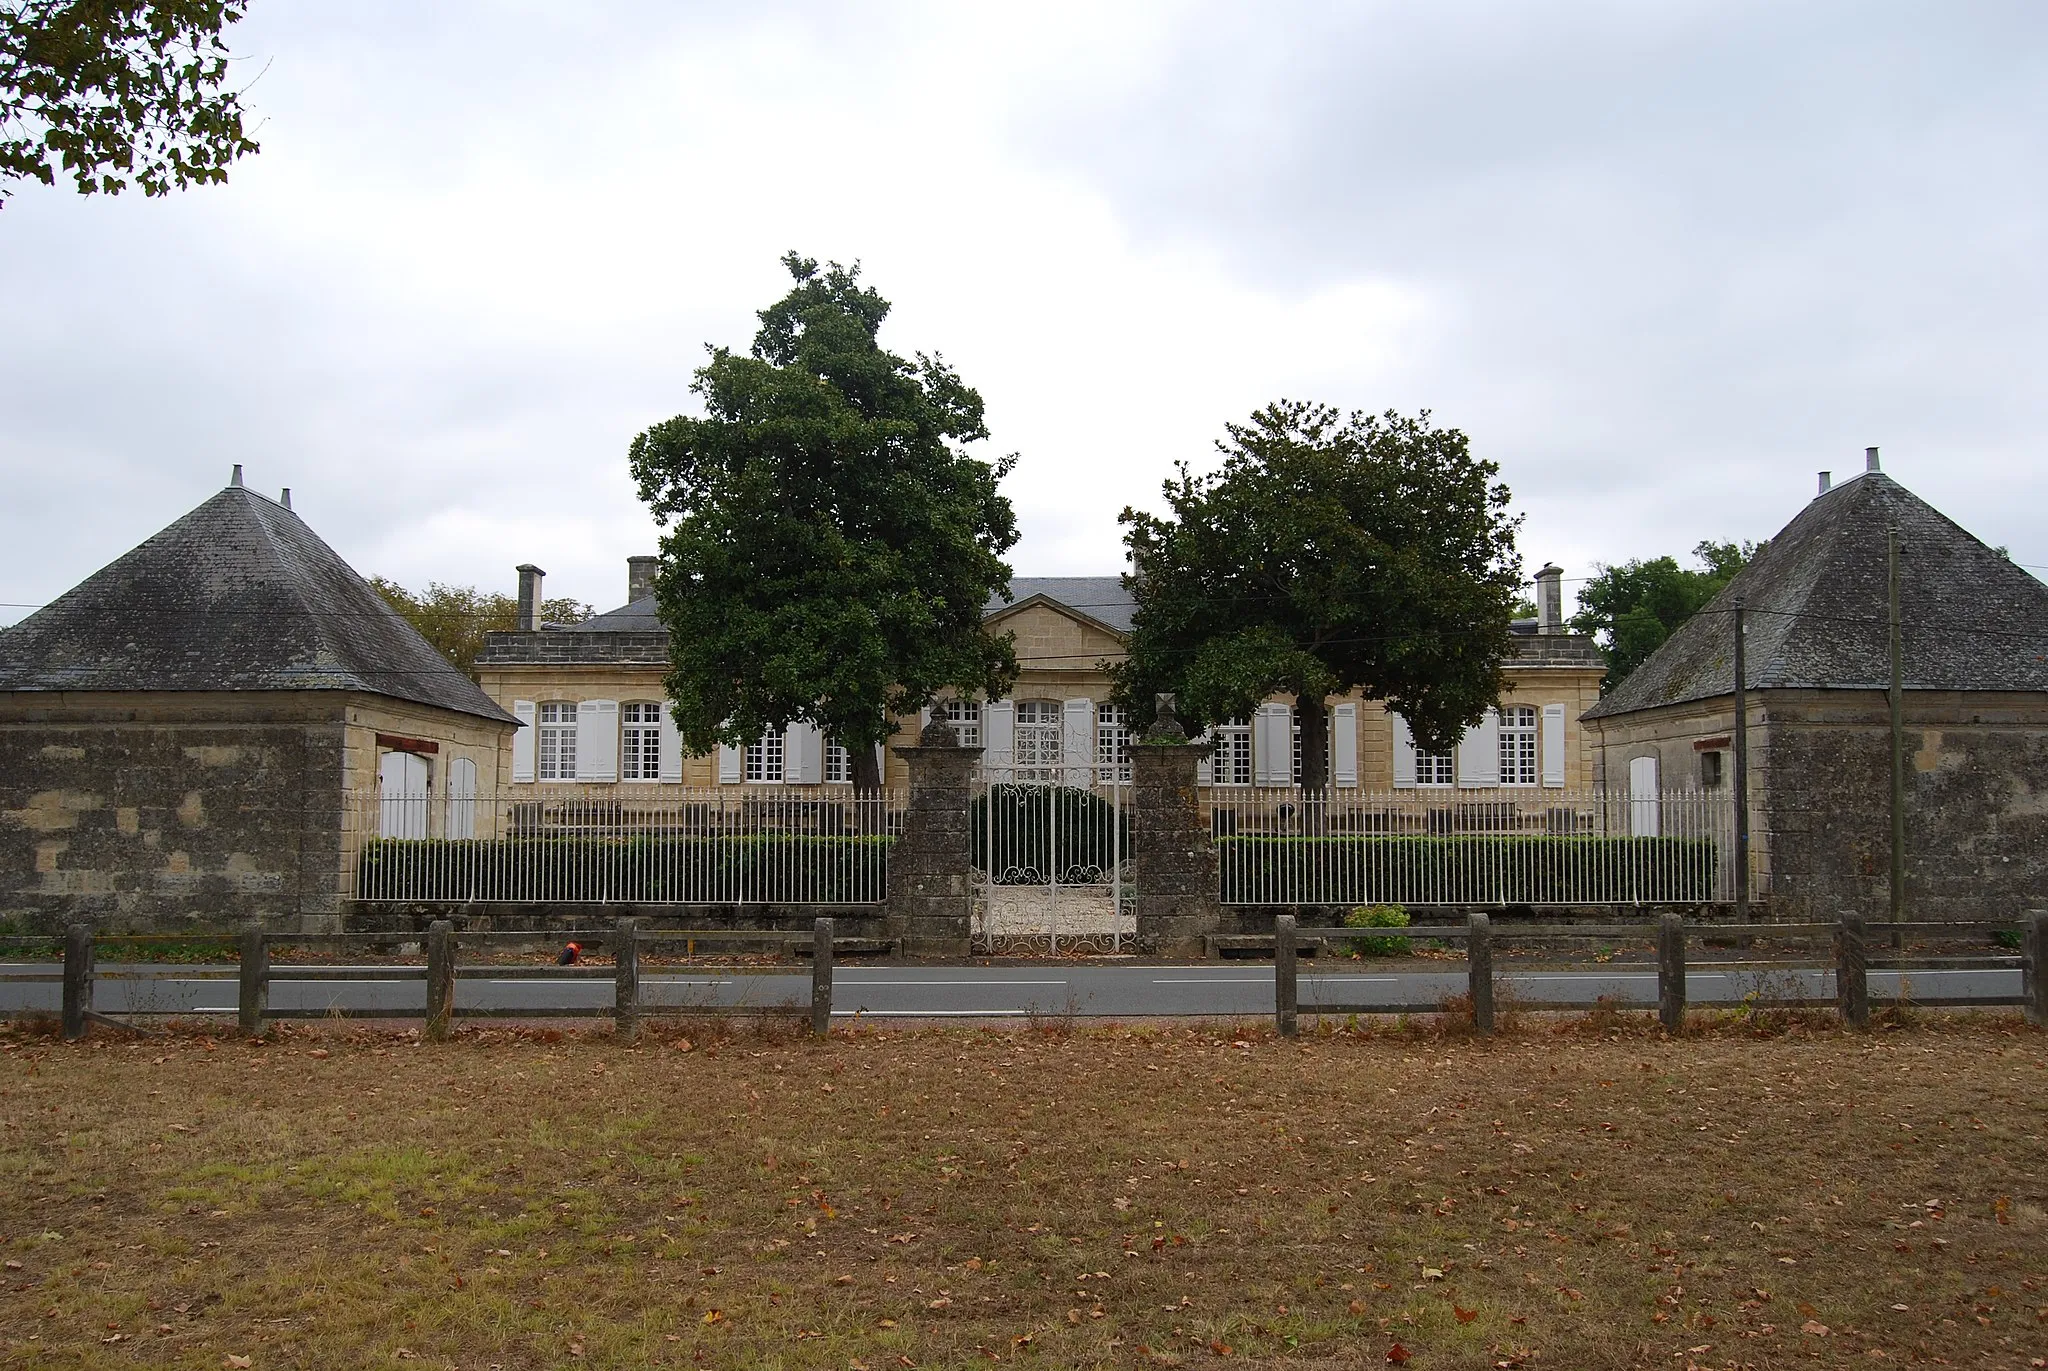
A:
0,961,2024,1021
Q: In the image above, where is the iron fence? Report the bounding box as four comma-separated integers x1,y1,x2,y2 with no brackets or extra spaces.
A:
350,787,904,904
1211,787,1737,905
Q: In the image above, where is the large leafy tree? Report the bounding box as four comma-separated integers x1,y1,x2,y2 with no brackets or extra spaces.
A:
2,1,260,205
368,578,589,680
1570,539,1761,691
628,252,1020,789
1112,402,1523,792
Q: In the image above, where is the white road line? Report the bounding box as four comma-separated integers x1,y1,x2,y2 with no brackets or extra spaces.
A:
834,1008,1071,1017
838,979,1069,987
1151,977,1274,984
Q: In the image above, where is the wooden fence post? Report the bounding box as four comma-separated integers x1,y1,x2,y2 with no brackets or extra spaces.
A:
614,917,641,1043
2024,910,2047,1029
425,920,455,1042
811,917,834,1037
1467,911,1494,1035
1836,913,1869,1029
1274,914,1298,1038
1656,912,1687,1034
238,923,269,1037
61,923,93,1043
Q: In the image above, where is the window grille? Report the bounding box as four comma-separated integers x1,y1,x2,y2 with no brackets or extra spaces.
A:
538,702,578,780
1499,704,1539,786
744,729,784,783
1211,722,1253,786
941,698,981,748
621,702,663,780
1096,703,1130,783
1014,700,1062,781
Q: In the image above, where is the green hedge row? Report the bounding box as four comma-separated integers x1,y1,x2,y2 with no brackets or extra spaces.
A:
356,835,892,904
970,785,1129,885
1218,835,1721,904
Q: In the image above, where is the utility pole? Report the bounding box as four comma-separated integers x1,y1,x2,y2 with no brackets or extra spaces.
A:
1732,597,1749,926
1888,525,1906,948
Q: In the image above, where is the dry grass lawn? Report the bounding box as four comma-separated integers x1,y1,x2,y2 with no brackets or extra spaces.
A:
0,1013,2043,1370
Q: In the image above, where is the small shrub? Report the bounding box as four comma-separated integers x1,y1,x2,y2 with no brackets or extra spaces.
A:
1991,928,2022,950
1343,903,1411,957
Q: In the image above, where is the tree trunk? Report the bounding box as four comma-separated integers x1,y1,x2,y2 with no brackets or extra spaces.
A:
851,741,884,793
1295,692,1330,795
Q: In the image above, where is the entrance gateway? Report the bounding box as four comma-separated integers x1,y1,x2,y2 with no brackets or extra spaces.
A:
969,750,1131,955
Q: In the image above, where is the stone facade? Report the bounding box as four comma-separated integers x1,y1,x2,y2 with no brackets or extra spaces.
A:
0,689,506,933
1589,689,2048,923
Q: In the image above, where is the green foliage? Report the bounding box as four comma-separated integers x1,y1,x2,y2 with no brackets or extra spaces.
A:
1570,539,1763,691
1991,927,2022,950
1342,903,1411,957
969,784,1128,885
1,1,260,204
628,253,1020,787
1112,402,1523,787
1217,835,1721,904
368,578,590,678
357,835,892,904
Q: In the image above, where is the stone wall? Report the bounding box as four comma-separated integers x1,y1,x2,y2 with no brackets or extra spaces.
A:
1129,740,1222,955
883,723,979,955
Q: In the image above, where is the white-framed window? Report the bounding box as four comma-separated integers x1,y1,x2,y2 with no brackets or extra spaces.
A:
1210,721,1253,786
1095,703,1130,783
825,739,851,784
941,698,981,748
621,702,663,781
1499,704,1538,787
745,729,785,783
1415,745,1455,787
1014,700,1062,781
538,702,578,780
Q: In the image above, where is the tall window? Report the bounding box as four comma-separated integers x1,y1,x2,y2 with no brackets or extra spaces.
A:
1415,746,1455,787
745,729,784,783
1499,705,1538,786
1014,700,1062,781
1210,721,1253,786
825,740,851,784
538,702,577,780
621,702,663,781
1095,703,1130,783
941,698,981,747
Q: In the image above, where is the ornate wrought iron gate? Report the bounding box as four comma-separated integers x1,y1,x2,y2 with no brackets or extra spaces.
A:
969,768,1131,955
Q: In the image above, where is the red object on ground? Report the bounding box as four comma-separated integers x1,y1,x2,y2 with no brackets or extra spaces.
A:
557,942,581,966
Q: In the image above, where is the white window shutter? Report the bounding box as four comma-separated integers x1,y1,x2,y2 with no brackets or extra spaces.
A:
445,757,478,839
1629,754,1661,836
512,700,536,782
873,742,886,786
1253,702,1292,785
1195,727,1214,786
1062,697,1094,786
1541,703,1567,788
576,699,619,781
787,721,823,784
658,707,683,782
1331,703,1358,788
1457,708,1500,789
717,742,743,784
1391,712,1417,789
984,699,1015,780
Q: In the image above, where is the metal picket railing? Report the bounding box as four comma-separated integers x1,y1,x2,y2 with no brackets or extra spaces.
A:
349,787,905,904
1209,787,1737,905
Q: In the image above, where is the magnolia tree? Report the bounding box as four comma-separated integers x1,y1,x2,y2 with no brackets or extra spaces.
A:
628,253,1020,789
1112,402,1523,792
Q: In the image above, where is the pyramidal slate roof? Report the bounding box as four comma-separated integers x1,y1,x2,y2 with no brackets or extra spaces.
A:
0,483,514,723
1584,469,2048,720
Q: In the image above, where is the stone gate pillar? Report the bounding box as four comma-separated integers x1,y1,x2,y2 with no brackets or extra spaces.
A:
1129,696,1222,958
884,716,979,957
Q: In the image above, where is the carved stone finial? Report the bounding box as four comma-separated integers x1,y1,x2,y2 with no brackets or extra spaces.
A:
919,713,961,747
1147,692,1188,742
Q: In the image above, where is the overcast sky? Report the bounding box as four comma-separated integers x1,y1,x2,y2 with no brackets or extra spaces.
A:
3,0,2044,626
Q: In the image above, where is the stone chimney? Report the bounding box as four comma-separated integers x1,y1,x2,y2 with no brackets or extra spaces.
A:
1818,471,1831,495
280,488,292,510
1534,563,1564,634
1866,446,1881,473
628,555,658,604
230,464,243,487
516,564,546,632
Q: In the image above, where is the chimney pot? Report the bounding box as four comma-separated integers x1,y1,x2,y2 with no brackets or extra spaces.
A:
1818,471,1831,495
230,464,243,488
516,564,546,632
1533,563,1564,634
1866,446,1881,472
628,555,658,604
280,488,292,510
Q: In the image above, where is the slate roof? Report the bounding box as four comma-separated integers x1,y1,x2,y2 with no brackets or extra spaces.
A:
0,484,515,723
1584,470,2048,720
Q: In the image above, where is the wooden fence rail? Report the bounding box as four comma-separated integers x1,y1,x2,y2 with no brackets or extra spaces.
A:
38,919,838,1042
1270,909,2046,1037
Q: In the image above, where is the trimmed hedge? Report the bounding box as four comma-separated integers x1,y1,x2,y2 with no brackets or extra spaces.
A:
1219,835,1721,905
970,784,1129,885
356,835,892,904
